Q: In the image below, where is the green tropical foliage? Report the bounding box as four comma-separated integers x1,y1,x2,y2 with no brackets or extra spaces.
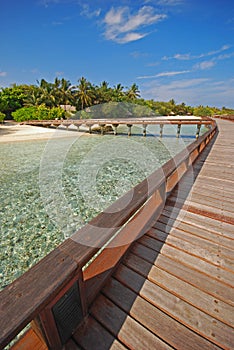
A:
0,85,29,117
12,105,65,122
1,77,234,121
75,77,94,110
0,111,5,123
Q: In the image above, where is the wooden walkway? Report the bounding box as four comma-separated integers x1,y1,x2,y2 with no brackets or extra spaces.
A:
10,119,234,349
67,118,234,349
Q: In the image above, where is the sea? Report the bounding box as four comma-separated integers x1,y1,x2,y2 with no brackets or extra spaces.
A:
0,123,207,290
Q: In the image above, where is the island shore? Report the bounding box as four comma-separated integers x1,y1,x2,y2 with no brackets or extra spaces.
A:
0,116,202,143
0,123,83,143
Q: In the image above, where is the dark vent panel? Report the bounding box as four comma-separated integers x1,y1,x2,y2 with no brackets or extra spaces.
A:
52,282,83,344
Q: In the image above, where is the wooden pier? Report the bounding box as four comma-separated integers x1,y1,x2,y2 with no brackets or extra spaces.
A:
1,118,234,350
22,116,211,138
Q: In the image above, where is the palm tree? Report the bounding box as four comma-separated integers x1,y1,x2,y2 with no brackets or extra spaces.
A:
57,78,75,107
112,83,124,101
36,79,56,107
126,83,140,100
95,81,111,104
23,86,41,106
75,77,94,110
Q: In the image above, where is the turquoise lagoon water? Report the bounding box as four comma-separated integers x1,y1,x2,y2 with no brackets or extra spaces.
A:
0,124,207,290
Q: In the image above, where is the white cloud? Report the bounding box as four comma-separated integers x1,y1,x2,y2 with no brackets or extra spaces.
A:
194,60,215,70
41,0,72,8
0,71,7,77
103,6,167,44
216,52,234,60
163,44,231,61
130,51,149,58
141,78,234,107
173,53,191,60
156,0,184,5
80,4,101,18
117,32,147,44
137,70,190,79
104,7,126,26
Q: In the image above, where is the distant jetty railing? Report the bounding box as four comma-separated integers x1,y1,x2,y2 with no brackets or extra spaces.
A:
22,116,213,138
0,118,217,350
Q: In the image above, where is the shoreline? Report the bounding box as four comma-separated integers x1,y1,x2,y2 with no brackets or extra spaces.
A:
0,116,202,143
0,123,85,143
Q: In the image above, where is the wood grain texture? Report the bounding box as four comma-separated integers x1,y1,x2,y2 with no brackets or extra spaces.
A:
10,329,48,350
70,119,233,350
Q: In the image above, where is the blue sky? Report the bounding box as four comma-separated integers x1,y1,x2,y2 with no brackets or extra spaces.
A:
0,0,234,107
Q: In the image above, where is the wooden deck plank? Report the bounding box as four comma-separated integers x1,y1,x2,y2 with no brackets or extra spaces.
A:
156,214,234,250
113,264,232,349
162,206,234,237
149,222,234,262
173,187,234,206
90,294,172,350
141,232,234,274
177,178,234,199
132,241,234,287
73,316,128,350
167,191,234,215
166,196,234,225
124,251,234,306
103,277,220,350
169,189,234,213
122,253,234,326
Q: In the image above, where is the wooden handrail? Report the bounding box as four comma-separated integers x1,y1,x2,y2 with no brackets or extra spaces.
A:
0,118,217,350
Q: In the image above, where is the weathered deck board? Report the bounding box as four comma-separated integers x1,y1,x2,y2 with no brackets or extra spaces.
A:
73,316,128,350
163,206,234,237
155,218,234,255
90,294,172,350
113,265,232,349
71,119,234,349
102,277,219,350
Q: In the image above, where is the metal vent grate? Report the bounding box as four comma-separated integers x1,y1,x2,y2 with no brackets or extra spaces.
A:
52,282,83,344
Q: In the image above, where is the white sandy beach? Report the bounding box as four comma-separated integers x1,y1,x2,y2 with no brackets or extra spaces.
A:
0,123,83,143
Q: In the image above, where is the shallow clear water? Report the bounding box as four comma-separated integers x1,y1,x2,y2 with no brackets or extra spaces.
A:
0,124,207,289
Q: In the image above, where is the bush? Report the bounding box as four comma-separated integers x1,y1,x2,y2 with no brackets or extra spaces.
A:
49,107,65,120
11,106,65,122
0,112,6,123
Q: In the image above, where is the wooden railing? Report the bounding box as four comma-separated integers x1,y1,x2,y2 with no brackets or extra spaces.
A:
0,118,217,350
213,114,234,121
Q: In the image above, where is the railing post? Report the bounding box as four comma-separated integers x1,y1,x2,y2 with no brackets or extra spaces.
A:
112,123,119,135
177,124,181,138
196,124,201,139
142,124,147,137
160,123,164,137
127,124,133,136
99,124,105,135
